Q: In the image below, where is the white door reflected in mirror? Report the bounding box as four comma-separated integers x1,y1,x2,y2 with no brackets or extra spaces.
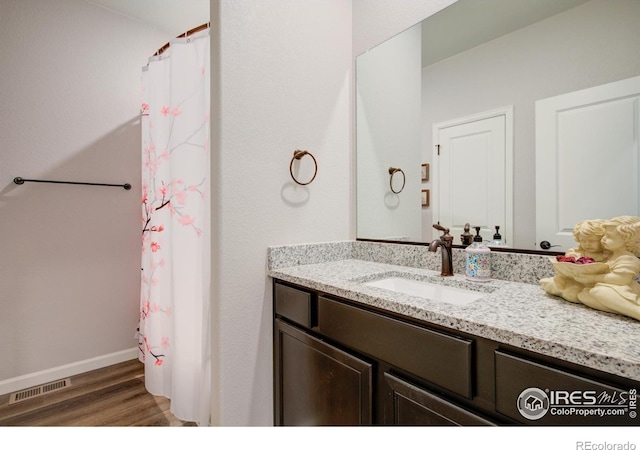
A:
433,107,513,246
536,75,640,251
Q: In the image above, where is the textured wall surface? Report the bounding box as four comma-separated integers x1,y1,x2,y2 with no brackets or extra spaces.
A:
211,0,353,426
0,0,170,385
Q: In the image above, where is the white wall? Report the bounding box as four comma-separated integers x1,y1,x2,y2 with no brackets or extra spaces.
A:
352,0,456,245
356,23,423,241
211,0,352,425
0,0,171,389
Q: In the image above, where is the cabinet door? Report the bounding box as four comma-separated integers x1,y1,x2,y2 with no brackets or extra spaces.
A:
384,373,495,426
274,319,373,426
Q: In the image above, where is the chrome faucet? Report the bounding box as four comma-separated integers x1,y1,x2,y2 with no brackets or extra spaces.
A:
429,224,454,276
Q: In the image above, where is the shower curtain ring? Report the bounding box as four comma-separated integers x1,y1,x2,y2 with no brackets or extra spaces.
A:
290,150,318,186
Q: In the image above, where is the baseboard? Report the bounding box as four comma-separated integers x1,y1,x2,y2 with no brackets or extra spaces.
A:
0,347,138,396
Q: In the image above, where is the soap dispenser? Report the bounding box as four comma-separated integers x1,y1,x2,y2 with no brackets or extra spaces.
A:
489,226,507,247
472,227,483,243
465,226,492,282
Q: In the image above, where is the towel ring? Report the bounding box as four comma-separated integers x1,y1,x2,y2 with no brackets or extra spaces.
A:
388,167,405,194
290,150,318,186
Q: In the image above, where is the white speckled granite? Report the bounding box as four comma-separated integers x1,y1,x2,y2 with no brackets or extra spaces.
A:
267,241,356,269
267,240,555,284
267,241,640,382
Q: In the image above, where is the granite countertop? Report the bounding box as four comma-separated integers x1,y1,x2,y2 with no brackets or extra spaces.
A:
268,258,640,382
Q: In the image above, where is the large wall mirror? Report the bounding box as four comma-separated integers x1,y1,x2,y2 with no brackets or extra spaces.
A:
356,0,640,253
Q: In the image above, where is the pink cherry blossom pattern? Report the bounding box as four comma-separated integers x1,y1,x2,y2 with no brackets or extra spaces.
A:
173,190,187,205
178,215,195,226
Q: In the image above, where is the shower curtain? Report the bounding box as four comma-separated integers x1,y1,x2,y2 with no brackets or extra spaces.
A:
139,29,210,425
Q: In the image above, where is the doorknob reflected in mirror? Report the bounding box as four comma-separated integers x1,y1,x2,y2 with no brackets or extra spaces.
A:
540,241,561,250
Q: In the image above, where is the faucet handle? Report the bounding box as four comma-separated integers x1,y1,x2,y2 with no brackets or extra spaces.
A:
433,223,450,235
433,224,453,244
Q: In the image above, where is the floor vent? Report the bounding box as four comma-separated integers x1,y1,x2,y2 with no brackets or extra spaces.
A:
9,378,71,405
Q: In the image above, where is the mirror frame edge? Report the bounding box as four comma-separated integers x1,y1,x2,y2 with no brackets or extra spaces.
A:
356,238,564,256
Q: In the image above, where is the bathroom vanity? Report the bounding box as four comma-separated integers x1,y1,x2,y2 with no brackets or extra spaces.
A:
269,243,640,426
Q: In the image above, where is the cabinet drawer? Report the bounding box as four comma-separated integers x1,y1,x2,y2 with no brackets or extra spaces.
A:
495,350,637,425
274,282,315,328
318,296,473,398
384,372,495,426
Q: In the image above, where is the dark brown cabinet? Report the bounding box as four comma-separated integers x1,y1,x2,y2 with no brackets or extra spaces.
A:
494,350,638,426
383,372,494,425
274,319,373,425
317,295,474,399
272,279,639,426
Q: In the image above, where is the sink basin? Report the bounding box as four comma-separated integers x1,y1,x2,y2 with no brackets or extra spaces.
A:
364,277,485,306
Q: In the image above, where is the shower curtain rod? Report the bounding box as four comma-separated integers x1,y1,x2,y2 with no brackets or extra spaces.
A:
14,177,131,190
154,22,210,56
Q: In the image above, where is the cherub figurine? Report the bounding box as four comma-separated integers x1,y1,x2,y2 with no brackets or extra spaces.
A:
574,216,640,321
566,219,610,262
540,219,609,302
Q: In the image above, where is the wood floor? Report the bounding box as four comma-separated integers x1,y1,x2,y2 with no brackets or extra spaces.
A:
0,359,196,426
